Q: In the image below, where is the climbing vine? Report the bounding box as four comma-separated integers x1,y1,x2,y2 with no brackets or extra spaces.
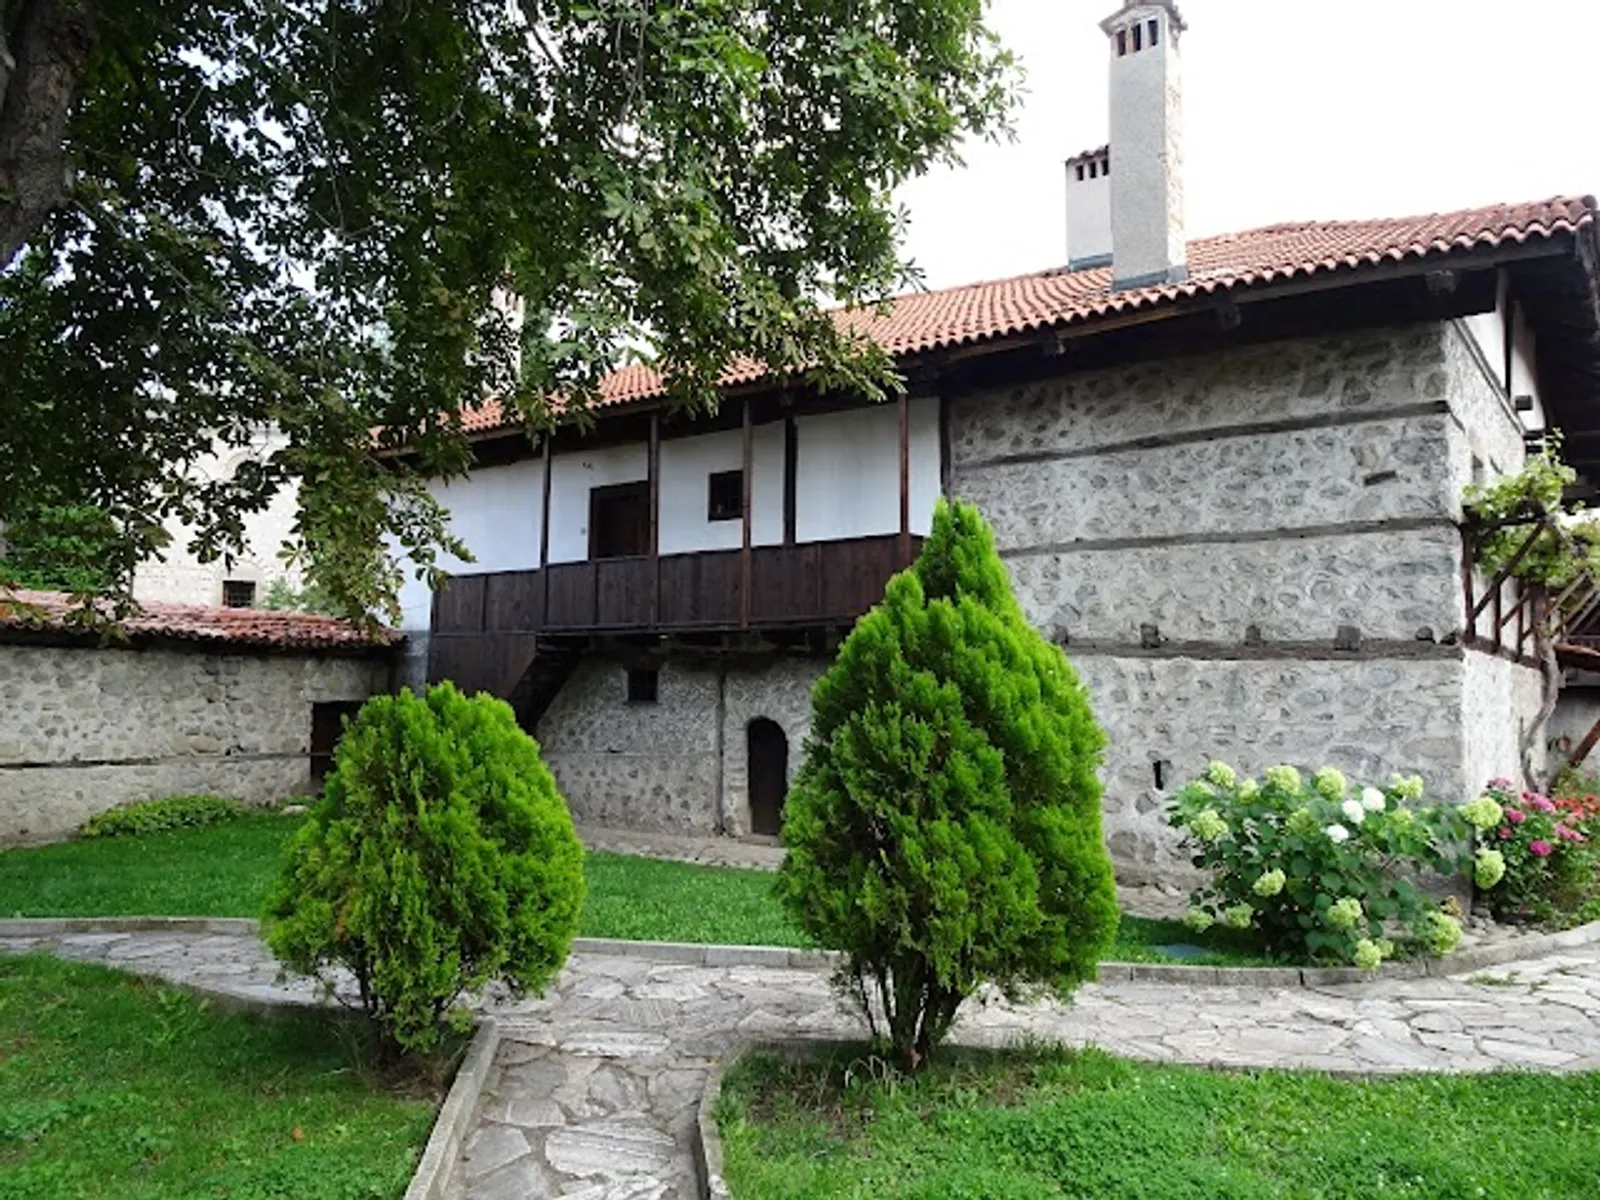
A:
1462,435,1600,587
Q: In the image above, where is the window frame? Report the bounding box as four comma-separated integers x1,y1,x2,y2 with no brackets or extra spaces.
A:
707,469,745,523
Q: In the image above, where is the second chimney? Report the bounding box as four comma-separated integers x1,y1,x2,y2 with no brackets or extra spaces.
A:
1100,1,1188,289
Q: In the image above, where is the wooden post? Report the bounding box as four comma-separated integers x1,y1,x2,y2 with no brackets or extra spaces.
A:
1492,571,1503,655
741,398,753,629
782,414,797,547
898,390,911,566
938,391,952,498
648,409,661,628
539,432,554,630
1460,528,1477,646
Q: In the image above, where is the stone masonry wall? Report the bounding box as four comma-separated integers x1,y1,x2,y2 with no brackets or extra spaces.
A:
951,322,1535,879
0,642,388,842
537,655,825,835
1075,653,1469,884
538,659,723,834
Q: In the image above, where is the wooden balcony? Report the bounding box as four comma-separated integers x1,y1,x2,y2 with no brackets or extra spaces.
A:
427,534,918,696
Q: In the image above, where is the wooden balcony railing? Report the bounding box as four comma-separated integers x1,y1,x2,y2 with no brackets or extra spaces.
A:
1462,506,1600,662
430,533,918,643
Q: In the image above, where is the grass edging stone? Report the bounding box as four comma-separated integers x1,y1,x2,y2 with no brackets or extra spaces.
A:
1,917,1595,987
695,1062,732,1200
403,1019,501,1200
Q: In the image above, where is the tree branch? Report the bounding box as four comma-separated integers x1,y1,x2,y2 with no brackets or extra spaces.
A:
0,0,102,268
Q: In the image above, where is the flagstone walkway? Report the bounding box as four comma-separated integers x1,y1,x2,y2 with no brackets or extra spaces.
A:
2,929,1597,1199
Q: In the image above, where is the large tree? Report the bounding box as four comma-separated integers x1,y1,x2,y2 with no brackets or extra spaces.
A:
0,0,1014,618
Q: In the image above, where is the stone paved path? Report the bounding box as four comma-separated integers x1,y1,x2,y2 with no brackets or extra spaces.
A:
3,931,1597,1198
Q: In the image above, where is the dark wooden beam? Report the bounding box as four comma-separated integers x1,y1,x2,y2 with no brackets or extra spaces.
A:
741,398,753,629
648,409,661,626
539,432,554,627
938,391,952,496
782,415,797,546
898,389,911,566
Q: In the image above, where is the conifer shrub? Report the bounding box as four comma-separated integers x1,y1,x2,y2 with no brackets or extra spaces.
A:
778,498,1118,1070
263,684,584,1054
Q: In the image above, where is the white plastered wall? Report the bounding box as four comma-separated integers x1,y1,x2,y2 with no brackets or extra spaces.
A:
794,398,941,543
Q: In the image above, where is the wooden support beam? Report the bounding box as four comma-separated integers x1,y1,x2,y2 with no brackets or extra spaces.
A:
741,398,753,629
899,390,911,566
938,391,952,497
648,410,661,626
539,433,554,629
1568,711,1600,771
783,414,797,546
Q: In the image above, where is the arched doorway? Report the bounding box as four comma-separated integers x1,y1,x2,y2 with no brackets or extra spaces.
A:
747,718,788,837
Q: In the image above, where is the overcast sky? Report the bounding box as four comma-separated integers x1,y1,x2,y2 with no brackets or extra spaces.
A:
897,0,1600,290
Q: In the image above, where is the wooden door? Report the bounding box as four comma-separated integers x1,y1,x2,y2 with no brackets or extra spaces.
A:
747,718,789,836
589,481,650,559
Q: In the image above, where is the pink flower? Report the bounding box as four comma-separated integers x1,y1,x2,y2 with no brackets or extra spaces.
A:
1557,824,1588,844
1507,809,1526,825
1528,795,1556,813
1530,840,1554,858
1498,827,1514,840
1488,777,1515,789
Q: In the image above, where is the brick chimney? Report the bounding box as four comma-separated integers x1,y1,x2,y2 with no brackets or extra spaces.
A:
1101,1,1188,289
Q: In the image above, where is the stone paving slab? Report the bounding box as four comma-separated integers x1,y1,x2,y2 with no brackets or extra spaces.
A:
3,930,1598,1198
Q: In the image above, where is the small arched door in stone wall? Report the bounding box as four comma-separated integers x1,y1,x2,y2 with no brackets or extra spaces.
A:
747,718,789,836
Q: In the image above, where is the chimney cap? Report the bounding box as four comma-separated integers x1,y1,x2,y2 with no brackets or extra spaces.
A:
1065,145,1110,169
1100,1,1187,36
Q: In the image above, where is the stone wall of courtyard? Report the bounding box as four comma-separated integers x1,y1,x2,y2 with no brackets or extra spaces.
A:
0,641,389,842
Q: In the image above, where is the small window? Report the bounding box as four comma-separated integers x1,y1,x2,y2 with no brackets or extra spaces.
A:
222,580,256,609
1132,22,1143,51
708,470,744,522
1075,163,1085,181
627,667,659,704
1149,18,1159,46
1116,28,1127,56
1102,154,1111,175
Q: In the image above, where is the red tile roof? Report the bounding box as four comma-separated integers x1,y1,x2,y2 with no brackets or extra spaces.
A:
0,589,395,652
461,195,1596,436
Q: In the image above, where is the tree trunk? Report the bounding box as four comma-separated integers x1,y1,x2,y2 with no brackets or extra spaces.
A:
0,0,102,268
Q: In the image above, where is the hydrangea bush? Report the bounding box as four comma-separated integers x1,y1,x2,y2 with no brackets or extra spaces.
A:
1169,764,1481,968
1473,779,1599,926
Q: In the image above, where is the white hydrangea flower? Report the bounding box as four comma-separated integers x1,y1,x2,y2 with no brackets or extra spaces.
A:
1325,823,1350,844
1311,767,1347,800
1360,786,1386,812
1340,798,1367,826
1203,761,1237,789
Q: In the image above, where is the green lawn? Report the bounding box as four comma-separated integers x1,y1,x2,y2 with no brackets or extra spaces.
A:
719,1046,1600,1199
0,954,439,1199
0,817,1262,964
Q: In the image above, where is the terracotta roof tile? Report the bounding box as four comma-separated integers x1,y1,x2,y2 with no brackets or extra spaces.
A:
461,195,1595,435
0,589,395,652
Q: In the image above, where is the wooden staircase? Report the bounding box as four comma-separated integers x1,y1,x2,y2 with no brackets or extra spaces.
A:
504,639,583,734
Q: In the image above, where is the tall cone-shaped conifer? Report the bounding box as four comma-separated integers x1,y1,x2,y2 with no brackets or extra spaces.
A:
779,498,1118,1068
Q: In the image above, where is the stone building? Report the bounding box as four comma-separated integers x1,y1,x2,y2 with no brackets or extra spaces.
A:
0,589,394,841
408,2,1600,878
131,425,307,611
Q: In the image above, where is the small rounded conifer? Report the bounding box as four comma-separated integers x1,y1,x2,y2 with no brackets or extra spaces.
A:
778,498,1118,1069
264,683,584,1053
